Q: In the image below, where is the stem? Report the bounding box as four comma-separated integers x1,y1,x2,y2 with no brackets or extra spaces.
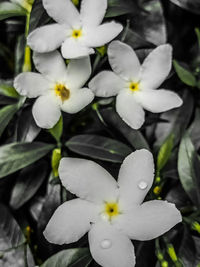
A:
22,12,31,72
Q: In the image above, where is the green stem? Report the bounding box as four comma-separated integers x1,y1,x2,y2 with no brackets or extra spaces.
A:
22,12,32,72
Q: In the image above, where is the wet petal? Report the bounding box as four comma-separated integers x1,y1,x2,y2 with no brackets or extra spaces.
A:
89,222,136,267
118,150,154,207
59,157,118,203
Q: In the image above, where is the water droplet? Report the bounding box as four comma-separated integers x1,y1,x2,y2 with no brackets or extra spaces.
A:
101,239,112,249
138,181,148,190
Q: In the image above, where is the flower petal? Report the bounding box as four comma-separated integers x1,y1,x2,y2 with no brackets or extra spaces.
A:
116,91,145,130
108,41,141,81
66,57,91,89
32,94,61,129
42,0,80,26
44,199,98,245
118,150,154,207
116,200,182,241
59,157,118,203
89,222,136,267
134,89,183,113
89,71,124,97
33,50,68,82
61,38,95,59
60,88,94,113
85,22,123,47
14,72,49,98
27,24,66,53
80,0,107,27
140,44,172,89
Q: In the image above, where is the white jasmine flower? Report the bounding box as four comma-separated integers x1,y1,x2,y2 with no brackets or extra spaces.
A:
14,51,94,129
27,0,123,59
89,41,183,130
44,149,182,267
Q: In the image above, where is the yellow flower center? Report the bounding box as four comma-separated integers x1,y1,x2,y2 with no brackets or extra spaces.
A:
104,202,120,220
71,29,82,39
54,84,70,102
129,82,140,92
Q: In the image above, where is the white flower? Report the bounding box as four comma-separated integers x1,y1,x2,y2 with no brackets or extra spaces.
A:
14,51,94,129
44,149,182,267
27,0,123,59
89,41,183,130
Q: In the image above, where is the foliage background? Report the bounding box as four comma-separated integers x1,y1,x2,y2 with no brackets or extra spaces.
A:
0,0,200,266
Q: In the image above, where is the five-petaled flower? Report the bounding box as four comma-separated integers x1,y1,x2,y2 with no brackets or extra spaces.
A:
27,0,123,59
89,41,183,130
14,51,94,129
44,149,182,267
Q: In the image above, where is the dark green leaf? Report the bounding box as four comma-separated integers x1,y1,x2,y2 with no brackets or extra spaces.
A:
29,0,51,33
178,133,200,206
41,248,92,267
173,60,196,87
66,134,132,163
0,2,27,20
0,142,54,178
169,0,200,15
0,104,19,137
0,203,25,250
124,29,153,50
16,107,40,142
49,116,63,142
101,108,149,150
189,108,200,150
10,161,48,209
106,0,140,17
155,90,194,147
0,84,19,98
133,0,166,46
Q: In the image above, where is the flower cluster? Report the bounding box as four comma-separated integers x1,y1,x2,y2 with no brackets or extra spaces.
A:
13,0,183,266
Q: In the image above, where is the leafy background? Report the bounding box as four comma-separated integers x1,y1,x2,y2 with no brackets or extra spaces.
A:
0,0,200,266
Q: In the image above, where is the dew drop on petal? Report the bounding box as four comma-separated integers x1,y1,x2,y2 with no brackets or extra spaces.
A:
101,239,112,249
138,181,148,190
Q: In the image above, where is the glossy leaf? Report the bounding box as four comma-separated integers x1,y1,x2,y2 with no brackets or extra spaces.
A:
0,2,27,20
66,134,132,163
178,133,200,206
101,108,149,150
0,84,19,98
169,0,200,15
0,104,19,137
41,248,92,267
10,161,48,209
0,142,54,178
106,0,140,18
0,203,25,251
173,60,196,87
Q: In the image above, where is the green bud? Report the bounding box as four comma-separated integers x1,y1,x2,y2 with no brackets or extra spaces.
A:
96,45,107,57
161,261,168,267
51,148,62,178
167,244,178,262
72,0,79,6
192,221,200,234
